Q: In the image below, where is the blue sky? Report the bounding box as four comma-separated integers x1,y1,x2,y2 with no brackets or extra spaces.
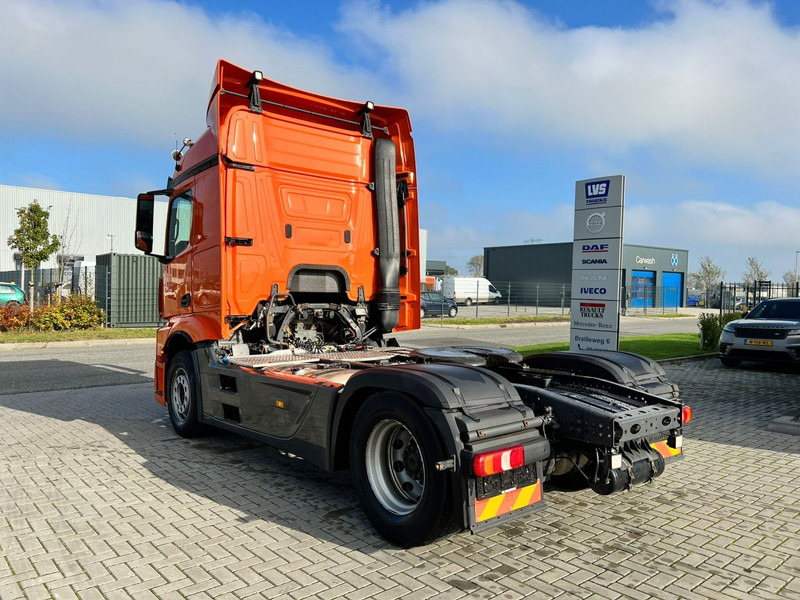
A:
2,0,800,282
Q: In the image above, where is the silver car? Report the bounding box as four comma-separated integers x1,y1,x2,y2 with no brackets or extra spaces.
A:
718,298,800,367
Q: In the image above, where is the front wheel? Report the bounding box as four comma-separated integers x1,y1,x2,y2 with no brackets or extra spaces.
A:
420,307,426,319
350,392,457,547
166,350,203,437
448,306,458,318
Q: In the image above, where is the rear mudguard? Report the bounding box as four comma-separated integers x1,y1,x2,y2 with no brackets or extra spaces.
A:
336,362,552,531
520,350,679,400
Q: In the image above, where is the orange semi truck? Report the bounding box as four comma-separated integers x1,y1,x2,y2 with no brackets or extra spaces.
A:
134,60,690,547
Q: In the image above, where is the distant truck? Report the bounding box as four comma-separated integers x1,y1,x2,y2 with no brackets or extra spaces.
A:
441,276,501,305
134,59,690,547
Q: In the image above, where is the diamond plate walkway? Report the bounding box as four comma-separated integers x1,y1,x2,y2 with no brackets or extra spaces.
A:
0,359,798,599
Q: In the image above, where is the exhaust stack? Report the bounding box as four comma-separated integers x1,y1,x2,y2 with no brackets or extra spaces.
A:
373,138,401,332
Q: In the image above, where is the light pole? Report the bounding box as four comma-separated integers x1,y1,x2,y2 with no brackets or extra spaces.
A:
107,233,116,254
795,250,799,295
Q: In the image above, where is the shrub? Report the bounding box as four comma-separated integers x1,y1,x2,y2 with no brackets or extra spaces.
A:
0,303,31,331
29,295,105,331
698,311,743,351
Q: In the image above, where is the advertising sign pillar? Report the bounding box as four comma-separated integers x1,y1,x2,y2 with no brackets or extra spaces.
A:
570,176,625,352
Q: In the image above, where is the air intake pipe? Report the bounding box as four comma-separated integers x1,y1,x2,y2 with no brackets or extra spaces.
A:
373,138,401,332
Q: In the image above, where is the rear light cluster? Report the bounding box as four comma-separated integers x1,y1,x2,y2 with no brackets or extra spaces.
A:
682,405,693,425
473,446,524,477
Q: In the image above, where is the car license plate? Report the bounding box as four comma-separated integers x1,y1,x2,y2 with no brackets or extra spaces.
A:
745,339,772,346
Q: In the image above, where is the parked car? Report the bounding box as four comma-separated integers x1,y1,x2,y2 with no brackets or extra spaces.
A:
420,291,458,318
718,298,800,367
686,295,700,307
0,282,26,308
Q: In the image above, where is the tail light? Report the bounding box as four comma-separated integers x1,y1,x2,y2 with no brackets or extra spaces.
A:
473,446,524,477
682,405,693,425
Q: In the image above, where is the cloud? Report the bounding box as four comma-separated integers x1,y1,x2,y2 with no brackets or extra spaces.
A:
339,0,800,177
4,0,799,176
0,0,383,149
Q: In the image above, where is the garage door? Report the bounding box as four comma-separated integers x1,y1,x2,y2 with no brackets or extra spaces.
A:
631,270,655,308
662,272,683,309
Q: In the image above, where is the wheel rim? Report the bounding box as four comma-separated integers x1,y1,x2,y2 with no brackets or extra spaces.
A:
170,368,191,423
365,419,425,515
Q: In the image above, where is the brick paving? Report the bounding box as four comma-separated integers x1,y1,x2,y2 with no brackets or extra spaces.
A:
0,358,798,599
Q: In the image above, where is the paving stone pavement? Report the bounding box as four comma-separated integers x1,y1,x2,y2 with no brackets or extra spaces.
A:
0,358,798,599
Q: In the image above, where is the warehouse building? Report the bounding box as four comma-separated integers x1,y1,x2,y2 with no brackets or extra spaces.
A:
0,184,169,274
484,242,690,309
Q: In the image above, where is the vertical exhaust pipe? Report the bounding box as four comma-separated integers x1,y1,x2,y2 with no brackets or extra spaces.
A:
373,138,401,332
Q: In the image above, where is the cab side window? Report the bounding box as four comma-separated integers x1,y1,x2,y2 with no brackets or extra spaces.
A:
167,193,192,257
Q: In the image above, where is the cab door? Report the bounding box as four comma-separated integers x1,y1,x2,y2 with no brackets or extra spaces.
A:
161,192,194,319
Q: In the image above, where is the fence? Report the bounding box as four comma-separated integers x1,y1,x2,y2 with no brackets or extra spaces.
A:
1,253,162,328
706,282,800,315
436,280,692,319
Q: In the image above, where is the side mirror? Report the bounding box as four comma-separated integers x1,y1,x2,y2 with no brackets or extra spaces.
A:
135,193,155,254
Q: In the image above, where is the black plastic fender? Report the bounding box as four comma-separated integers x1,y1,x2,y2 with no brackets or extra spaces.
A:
332,362,545,529
520,350,680,399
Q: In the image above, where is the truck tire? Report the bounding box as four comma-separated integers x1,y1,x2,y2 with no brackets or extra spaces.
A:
166,350,203,438
350,391,457,547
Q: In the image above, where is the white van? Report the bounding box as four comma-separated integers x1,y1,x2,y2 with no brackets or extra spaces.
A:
440,277,502,306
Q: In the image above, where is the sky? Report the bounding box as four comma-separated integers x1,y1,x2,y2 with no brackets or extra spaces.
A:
2,0,800,283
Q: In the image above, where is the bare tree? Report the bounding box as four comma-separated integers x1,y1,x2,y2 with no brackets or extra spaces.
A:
782,270,796,286
467,255,483,277
742,257,770,288
689,256,726,291
54,197,82,302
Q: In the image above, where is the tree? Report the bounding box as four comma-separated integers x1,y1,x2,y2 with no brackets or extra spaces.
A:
689,256,726,291
742,257,770,288
444,264,459,276
54,197,82,303
467,255,483,277
7,201,60,310
782,270,797,286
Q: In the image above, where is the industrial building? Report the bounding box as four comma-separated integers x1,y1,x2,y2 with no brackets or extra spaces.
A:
1,184,168,275
484,242,690,309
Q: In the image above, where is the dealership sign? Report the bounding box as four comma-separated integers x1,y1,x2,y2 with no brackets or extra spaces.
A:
570,175,625,352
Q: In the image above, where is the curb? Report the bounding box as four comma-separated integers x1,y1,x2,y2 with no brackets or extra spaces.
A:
420,320,569,331
658,353,717,364
0,338,155,351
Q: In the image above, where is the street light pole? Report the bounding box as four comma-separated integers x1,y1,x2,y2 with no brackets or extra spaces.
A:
795,250,799,296
107,234,116,254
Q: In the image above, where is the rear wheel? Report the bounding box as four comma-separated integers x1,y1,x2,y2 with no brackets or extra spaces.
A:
720,356,741,367
420,307,426,319
350,392,457,547
464,298,473,307
6,301,20,309
166,350,203,437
